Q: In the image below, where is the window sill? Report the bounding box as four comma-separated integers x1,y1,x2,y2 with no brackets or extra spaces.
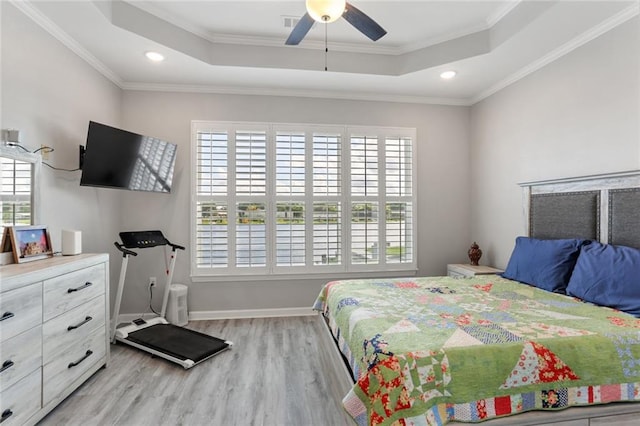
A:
190,267,418,283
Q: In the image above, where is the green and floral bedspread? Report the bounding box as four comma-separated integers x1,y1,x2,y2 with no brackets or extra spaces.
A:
313,275,640,425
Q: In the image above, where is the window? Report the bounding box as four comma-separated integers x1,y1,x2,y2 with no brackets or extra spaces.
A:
0,147,40,239
191,122,416,278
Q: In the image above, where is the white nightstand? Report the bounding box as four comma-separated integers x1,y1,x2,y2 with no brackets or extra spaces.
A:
447,264,503,278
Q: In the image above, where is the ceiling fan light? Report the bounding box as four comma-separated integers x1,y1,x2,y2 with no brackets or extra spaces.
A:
306,0,346,23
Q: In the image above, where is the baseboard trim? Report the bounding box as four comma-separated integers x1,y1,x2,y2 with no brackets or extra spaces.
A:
117,307,315,324
189,307,316,320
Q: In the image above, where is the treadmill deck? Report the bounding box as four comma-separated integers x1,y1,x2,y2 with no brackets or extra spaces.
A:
125,323,229,364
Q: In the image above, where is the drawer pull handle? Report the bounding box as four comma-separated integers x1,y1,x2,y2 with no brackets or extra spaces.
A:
67,316,93,331
1,409,13,423
67,281,93,293
0,360,14,373
68,350,93,368
0,312,14,322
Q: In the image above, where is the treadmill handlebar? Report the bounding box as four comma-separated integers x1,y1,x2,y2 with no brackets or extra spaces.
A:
118,230,184,251
114,242,138,257
169,242,185,251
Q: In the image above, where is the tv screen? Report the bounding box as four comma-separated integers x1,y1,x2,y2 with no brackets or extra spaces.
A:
80,121,177,193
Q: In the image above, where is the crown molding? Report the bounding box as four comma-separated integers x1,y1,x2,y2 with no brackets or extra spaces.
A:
10,0,123,87
10,0,473,105
470,2,640,105
212,33,399,55
120,82,474,106
12,0,637,109
124,0,522,56
127,0,399,55
124,0,505,56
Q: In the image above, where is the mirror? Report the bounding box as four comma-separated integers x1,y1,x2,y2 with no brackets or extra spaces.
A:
0,145,41,265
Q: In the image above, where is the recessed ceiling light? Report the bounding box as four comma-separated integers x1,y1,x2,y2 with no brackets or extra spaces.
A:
440,70,457,80
145,51,165,62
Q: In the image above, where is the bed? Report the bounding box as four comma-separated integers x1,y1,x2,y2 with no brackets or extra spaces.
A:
314,170,640,425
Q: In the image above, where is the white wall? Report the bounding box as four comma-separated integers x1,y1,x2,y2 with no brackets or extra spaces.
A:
469,17,640,269
118,91,472,314
1,3,123,302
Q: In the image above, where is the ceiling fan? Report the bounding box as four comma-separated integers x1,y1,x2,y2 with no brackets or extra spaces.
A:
286,0,387,46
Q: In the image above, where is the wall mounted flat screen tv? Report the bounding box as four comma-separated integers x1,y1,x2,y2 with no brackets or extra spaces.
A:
80,121,177,193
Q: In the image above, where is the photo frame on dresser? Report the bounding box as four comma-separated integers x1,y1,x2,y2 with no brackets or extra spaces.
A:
6,225,53,263
1,227,11,252
0,227,13,265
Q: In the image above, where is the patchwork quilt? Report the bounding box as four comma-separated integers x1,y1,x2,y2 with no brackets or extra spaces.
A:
313,275,640,425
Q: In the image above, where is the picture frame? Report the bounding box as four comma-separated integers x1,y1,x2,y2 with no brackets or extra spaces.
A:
9,225,53,263
1,227,11,253
0,227,14,265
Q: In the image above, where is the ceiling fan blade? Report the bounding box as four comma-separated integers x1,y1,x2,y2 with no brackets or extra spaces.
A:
285,13,315,45
342,2,387,42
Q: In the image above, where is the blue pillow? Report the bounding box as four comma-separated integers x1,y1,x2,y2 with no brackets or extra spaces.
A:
566,242,640,316
501,237,586,293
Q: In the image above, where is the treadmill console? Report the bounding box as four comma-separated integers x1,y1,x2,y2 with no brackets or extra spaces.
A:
119,230,169,249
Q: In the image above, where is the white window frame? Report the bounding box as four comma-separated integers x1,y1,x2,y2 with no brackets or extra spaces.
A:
190,121,417,281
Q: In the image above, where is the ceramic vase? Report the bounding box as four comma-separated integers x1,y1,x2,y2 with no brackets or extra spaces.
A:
468,242,482,266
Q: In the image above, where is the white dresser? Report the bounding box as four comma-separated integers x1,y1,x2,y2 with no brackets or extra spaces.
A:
0,254,109,425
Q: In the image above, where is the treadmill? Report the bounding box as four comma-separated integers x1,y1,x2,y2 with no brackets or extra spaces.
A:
111,230,232,369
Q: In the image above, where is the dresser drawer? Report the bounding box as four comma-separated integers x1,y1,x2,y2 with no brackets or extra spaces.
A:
43,264,105,321
0,368,41,426
0,326,42,393
0,283,42,341
43,295,105,361
43,327,106,406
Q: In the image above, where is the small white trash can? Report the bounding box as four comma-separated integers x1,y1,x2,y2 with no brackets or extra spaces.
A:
166,283,189,326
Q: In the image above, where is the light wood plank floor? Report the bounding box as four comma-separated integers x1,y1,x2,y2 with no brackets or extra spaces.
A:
39,316,354,426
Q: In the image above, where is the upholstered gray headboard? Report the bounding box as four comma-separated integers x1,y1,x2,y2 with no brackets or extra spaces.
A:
520,171,640,248
529,191,600,240
609,187,640,247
